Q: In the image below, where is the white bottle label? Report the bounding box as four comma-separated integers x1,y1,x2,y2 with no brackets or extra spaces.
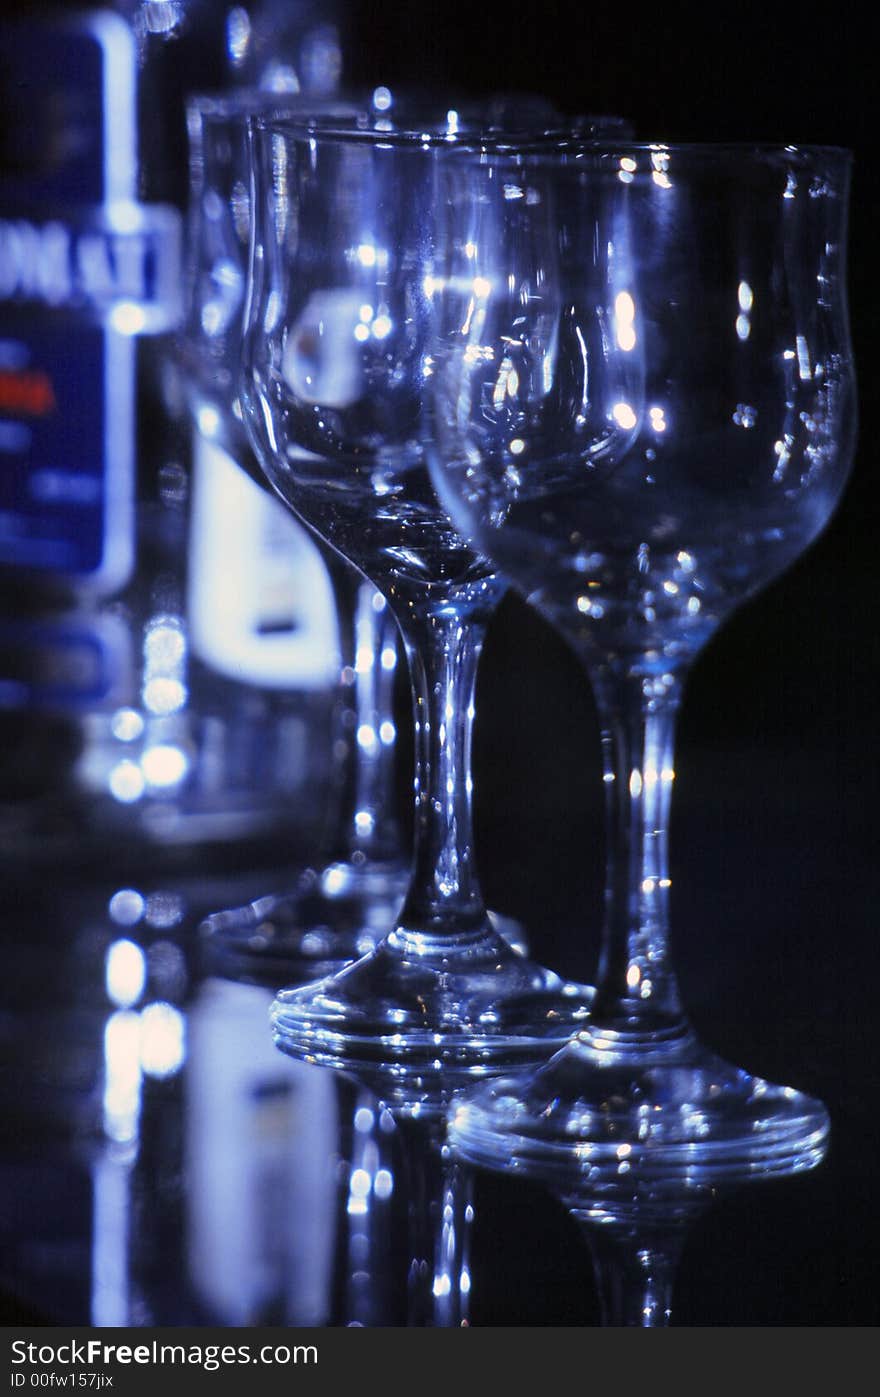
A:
187,432,340,689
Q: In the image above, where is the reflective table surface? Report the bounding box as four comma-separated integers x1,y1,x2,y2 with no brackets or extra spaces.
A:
1,574,876,1327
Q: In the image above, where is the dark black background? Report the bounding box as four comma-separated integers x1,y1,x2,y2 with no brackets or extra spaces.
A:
342,0,878,1325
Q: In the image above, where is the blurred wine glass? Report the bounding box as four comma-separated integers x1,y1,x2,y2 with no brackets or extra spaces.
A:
180,90,411,982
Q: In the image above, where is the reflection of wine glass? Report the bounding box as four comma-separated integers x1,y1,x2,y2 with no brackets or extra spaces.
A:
200,893,478,1326
326,1084,476,1327
180,91,410,980
241,115,614,1088
426,143,855,1177
527,1144,825,1326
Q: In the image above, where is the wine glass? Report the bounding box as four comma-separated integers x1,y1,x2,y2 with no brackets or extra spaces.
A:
179,90,411,980
240,114,621,1090
425,142,855,1177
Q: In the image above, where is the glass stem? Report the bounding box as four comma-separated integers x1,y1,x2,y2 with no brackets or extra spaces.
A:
347,582,403,863
395,604,490,940
581,1224,683,1327
589,666,686,1033
325,570,403,868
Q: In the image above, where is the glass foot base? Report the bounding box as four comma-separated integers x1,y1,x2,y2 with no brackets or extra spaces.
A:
200,859,531,991
270,925,593,1096
199,859,411,986
447,1026,830,1208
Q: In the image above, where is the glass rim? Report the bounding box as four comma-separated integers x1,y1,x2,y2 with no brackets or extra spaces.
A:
191,93,631,142
248,110,635,146
249,114,852,165
186,89,366,120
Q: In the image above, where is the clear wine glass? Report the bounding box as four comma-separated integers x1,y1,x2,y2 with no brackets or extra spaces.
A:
179,90,411,980
425,141,855,1178
240,114,631,1089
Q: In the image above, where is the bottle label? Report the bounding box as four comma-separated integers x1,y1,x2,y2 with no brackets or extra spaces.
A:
187,432,340,690
0,324,134,586
0,10,181,587
0,204,182,333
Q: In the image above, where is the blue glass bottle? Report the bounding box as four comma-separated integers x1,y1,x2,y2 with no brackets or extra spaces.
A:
0,1,346,871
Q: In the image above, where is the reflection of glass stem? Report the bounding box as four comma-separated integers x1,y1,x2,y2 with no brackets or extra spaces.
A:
396,1114,474,1328
325,572,403,869
579,1222,685,1327
396,604,491,938
338,1101,474,1327
590,666,686,1037
338,1087,397,1327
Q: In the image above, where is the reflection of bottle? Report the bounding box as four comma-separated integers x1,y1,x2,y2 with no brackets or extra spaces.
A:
0,2,343,870
0,872,200,1323
186,977,339,1325
0,875,361,1318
